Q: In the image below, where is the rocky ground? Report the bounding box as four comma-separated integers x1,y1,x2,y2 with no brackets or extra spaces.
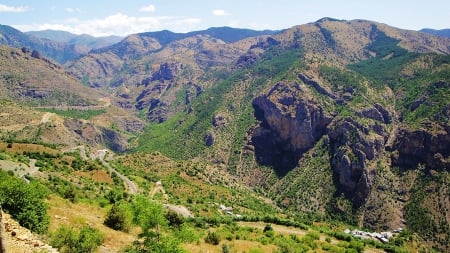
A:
1,211,58,253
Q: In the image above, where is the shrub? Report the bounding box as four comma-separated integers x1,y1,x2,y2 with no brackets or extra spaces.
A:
125,231,183,253
222,243,232,253
130,195,168,233
205,231,220,245
51,225,104,253
0,171,49,234
104,202,132,232
166,210,184,229
263,224,273,233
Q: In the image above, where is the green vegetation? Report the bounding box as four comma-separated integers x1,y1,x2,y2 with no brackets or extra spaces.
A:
104,202,133,232
137,47,302,160
205,230,221,245
51,225,104,253
405,170,450,251
37,108,106,120
0,170,49,234
348,30,419,88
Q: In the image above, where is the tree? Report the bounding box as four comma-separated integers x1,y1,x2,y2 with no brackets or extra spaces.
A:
166,210,184,229
205,231,220,245
104,202,132,232
51,225,104,253
0,171,49,234
130,195,168,234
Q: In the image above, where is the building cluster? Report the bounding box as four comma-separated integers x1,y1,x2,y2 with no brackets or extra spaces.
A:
219,204,242,218
344,227,403,243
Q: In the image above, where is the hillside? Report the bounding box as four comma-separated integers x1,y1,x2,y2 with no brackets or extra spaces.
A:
0,44,144,151
0,45,99,106
121,18,450,251
420,28,450,38
0,24,86,63
25,30,123,50
0,18,449,252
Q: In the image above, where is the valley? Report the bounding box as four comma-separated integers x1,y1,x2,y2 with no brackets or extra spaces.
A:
0,18,449,252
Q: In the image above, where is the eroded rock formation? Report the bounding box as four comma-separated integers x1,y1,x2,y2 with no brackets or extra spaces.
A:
251,81,333,176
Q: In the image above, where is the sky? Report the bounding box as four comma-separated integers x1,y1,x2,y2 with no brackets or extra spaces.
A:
0,0,449,37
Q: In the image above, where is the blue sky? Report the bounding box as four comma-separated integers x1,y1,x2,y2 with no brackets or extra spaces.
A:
1,0,449,36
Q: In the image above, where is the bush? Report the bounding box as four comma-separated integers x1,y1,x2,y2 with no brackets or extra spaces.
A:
0,171,49,234
166,210,184,229
131,195,168,233
205,231,220,245
125,231,184,253
104,202,132,232
263,224,273,233
51,225,104,253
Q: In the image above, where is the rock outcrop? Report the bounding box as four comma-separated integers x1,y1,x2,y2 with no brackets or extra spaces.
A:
251,81,333,176
356,103,392,124
1,211,58,253
391,123,450,171
327,117,386,205
150,62,183,82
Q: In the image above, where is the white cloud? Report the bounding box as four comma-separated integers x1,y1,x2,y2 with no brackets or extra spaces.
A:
212,9,229,16
139,4,156,13
0,4,28,13
65,8,82,13
13,13,202,36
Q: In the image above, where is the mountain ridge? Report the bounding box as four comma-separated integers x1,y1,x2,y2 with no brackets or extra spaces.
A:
0,18,449,251
26,29,123,50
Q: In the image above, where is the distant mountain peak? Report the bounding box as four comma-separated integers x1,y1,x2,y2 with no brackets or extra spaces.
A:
420,28,450,38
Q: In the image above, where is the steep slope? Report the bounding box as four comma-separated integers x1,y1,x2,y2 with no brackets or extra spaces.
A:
127,19,450,251
26,29,122,50
4,18,449,251
0,25,85,63
0,45,100,106
66,28,273,122
0,44,144,151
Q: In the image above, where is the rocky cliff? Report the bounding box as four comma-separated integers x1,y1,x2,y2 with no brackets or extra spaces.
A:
251,81,333,176
391,123,450,171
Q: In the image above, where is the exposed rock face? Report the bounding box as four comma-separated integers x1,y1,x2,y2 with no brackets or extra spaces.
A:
251,81,333,176
64,119,130,152
298,73,336,99
150,62,183,82
135,62,189,122
356,103,392,124
391,123,450,171
327,117,385,205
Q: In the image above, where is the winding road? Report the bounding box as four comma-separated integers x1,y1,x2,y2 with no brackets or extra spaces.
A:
69,147,139,194
100,159,139,195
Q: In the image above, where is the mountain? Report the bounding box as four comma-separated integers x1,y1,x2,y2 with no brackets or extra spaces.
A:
420,28,450,38
68,18,450,251
0,44,97,106
1,18,450,252
0,44,143,150
26,29,123,50
0,24,85,63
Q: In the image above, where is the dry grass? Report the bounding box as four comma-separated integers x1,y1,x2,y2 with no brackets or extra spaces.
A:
73,170,113,184
46,195,138,253
183,240,277,253
0,142,59,154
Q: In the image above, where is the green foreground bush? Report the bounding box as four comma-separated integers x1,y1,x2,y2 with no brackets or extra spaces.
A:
0,170,49,234
51,225,104,253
